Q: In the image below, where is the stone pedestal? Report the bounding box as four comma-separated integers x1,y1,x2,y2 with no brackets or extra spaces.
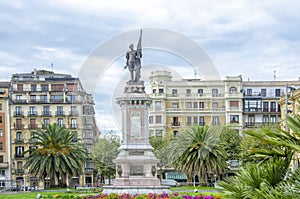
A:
103,81,169,194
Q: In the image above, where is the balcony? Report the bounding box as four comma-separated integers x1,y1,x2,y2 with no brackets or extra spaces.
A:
244,108,262,113
171,122,180,126
245,122,280,128
83,138,94,144
14,154,24,159
14,139,24,144
28,111,38,116
15,169,24,175
69,111,79,116
14,111,24,116
14,124,24,130
55,111,65,116
28,124,38,129
42,111,51,116
0,162,8,168
12,99,27,104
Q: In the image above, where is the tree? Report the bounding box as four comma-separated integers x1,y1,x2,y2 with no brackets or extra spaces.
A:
219,127,242,161
167,125,227,185
24,123,88,187
91,137,119,184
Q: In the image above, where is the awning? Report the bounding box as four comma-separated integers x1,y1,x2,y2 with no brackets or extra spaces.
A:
165,172,187,180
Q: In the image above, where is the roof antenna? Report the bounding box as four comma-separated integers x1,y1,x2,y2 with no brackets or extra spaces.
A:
273,70,276,80
194,68,197,79
51,63,54,72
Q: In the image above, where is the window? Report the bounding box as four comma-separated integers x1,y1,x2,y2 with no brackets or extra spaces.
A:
263,102,269,112
172,103,178,109
198,89,203,96
72,131,78,142
152,89,156,94
186,89,191,96
41,84,49,91
15,146,24,157
275,89,281,97
212,102,218,109
212,89,218,97
230,115,239,123
172,89,178,95
31,84,37,91
0,103,2,110
270,115,276,123
187,117,192,125
57,118,63,127
29,106,36,115
158,89,164,93
15,106,22,115
43,106,50,115
244,99,262,112
43,118,50,127
187,102,192,109
199,116,205,126
29,118,36,129
71,106,78,115
199,102,204,109
246,89,252,95
229,87,237,93
149,116,153,124
50,95,63,102
193,117,198,124
193,102,198,109
57,106,63,115
156,130,162,137
173,130,179,136
261,89,266,97
66,83,78,92
17,84,23,91
247,115,255,126
270,102,276,112
0,129,2,137
16,95,22,101
213,116,219,125
71,118,77,128
67,95,78,102
16,119,22,129
0,116,2,124
30,95,36,102
0,143,3,150
230,101,239,109
0,169,5,176
263,115,269,124
155,101,161,109
40,95,47,102
172,117,179,126
51,84,64,91
155,116,162,123
0,156,3,163
16,132,22,141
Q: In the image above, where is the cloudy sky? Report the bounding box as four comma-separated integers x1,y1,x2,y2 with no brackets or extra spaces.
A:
1,0,300,133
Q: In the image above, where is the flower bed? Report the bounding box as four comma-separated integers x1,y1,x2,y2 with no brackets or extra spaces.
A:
43,192,222,199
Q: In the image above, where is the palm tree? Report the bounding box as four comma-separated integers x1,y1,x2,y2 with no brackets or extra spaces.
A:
24,123,88,187
167,125,227,185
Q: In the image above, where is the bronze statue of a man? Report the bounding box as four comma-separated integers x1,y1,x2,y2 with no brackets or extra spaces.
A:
124,30,142,82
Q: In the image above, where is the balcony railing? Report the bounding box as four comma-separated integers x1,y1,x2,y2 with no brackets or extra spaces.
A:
55,111,65,116
14,111,24,116
171,122,180,126
70,125,77,129
14,139,24,144
42,111,51,116
245,122,280,127
0,162,9,168
69,111,79,116
15,169,24,174
14,124,24,129
14,154,24,159
28,124,37,129
28,111,38,116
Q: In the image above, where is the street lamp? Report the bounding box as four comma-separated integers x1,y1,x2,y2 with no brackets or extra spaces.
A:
285,83,296,131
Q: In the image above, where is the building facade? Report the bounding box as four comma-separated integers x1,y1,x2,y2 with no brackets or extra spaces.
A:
148,71,300,137
9,69,100,189
0,82,10,189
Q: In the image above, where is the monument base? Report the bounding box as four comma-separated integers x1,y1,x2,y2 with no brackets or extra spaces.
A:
102,185,171,194
113,177,160,186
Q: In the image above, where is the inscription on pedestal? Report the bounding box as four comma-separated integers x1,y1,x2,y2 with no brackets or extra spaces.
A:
131,112,141,139
130,165,144,176
129,150,144,155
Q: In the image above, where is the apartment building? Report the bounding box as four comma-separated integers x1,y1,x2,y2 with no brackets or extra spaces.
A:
148,71,243,137
9,69,100,189
148,71,300,138
243,81,300,129
0,82,10,189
